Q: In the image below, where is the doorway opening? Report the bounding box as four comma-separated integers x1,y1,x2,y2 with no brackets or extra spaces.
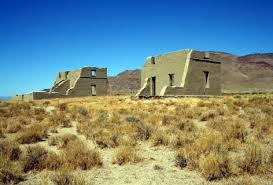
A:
91,85,96,96
169,74,175,86
151,77,156,96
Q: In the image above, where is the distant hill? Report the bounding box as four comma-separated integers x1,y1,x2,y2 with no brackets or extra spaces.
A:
108,70,140,95
108,52,273,94
214,52,273,93
0,96,11,100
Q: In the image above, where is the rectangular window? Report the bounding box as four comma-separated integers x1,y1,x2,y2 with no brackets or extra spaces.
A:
169,74,175,86
151,57,156,64
91,70,96,77
91,85,96,96
204,71,210,88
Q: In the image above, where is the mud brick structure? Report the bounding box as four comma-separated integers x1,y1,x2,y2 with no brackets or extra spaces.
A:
12,67,107,100
136,49,221,97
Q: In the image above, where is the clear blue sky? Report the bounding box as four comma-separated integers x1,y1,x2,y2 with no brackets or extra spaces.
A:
1,0,273,96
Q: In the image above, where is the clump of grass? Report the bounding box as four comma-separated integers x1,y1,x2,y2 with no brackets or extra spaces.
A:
23,145,48,172
161,115,177,125
51,170,87,185
170,131,196,149
113,145,141,165
239,142,262,174
62,140,102,170
17,124,48,144
178,130,226,169
133,122,154,141
50,112,72,128
0,169,24,185
33,107,48,121
48,134,78,149
224,120,248,143
6,123,22,133
151,130,169,146
42,101,51,107
199,152,231,181
0,129,4,138
175,149,187,169
58,103,68,112
42,152,62,171
207,117,226,131
0,140,22,161
200,111,217,121
176,119,196,132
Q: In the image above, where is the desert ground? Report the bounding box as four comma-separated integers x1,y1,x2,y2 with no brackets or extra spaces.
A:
0,95,273,185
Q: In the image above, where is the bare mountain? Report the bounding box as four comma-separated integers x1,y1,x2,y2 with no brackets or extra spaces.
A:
217,52,273,93
108,53,273,94
108,70,140,95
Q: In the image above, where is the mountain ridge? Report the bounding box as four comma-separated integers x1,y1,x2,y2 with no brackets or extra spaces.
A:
108,52,273,94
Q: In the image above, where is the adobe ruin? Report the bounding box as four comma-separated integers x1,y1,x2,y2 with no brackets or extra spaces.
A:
12,66,107,100
136,49,221,97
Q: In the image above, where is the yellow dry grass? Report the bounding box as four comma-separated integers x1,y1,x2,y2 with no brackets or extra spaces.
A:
0,94,273,184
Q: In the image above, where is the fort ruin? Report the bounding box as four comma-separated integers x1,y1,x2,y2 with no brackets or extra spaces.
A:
136,49,221,97
12,66,108,100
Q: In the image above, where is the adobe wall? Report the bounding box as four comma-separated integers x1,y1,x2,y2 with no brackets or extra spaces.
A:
54,71,70,85
183,51,221,95
80,67,107,78
67,69,82,88
141,50,189,96
51,80,70,94
67,78,107,96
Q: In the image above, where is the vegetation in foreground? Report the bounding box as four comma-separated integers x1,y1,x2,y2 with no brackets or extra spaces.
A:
0,94,273,184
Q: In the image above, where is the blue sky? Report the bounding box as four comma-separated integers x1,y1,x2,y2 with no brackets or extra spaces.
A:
1,0,273,96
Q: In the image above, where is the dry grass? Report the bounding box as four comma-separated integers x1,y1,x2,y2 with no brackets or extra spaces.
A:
61,140,102,170
0,94,272,184
48,134,78,148
113,145,142,165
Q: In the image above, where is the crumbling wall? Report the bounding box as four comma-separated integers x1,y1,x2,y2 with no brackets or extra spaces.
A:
140,50,189,96
51,80,70,94
67,78,107,96
137,49,221,97
183,51,221,95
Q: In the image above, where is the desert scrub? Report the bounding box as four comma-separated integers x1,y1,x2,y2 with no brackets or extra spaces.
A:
175,119,196,132
207,116,227,132
175,149,187,169
0,129,4,138
151,130,169,146
239,141,263,174
51,170,88,185
0,140,22,161
58,102,68,112
43,152,63,170
62,140,102,170
50,111,72,128
23,145,48,172
133,121,155,141
199,111,217,121
113,145,141,165
91,127,122,149
48,134,78,149
223,119,248,143
5,117,22,133
70,105,90,120
179,130,226,169
199,152,231,181
17,123,48,144
161,115,178,125
169,130,196,149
